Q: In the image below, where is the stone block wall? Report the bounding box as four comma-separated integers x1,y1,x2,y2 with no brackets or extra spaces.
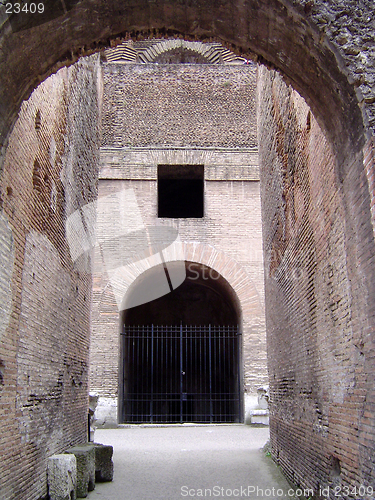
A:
0,56,100,500
257,66,375,495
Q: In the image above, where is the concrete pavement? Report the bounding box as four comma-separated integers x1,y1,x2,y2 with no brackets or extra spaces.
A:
90,425,297,500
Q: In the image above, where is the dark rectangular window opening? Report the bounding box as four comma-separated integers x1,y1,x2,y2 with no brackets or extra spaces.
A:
158,165,204,218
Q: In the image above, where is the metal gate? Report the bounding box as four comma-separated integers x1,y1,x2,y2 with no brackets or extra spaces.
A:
120,324,242,424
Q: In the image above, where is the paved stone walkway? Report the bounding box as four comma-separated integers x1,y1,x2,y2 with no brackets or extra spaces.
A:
90,425,296,500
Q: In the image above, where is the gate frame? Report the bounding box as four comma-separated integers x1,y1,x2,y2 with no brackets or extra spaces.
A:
120,323,243,424
117,250,260,425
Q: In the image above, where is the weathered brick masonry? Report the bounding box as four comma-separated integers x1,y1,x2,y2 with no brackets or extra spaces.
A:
0,57,100,500
1,0,374,160
0,0,375,498
90,62,266,423
257,67,375,496
101,64,257,148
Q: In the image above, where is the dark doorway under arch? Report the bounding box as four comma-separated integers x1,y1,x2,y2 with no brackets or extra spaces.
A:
119,262,243,424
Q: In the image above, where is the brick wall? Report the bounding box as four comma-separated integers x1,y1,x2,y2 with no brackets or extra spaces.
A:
1,0,373,168
90,175,266,400
0,56,100,500
0,26,374,496
89,62,266,423
257,66,375,496
101,64,258,149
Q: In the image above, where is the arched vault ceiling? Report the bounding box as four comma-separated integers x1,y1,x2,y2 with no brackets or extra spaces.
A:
0,0,374,162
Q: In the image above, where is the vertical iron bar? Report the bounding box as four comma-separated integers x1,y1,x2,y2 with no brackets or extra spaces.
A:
134,326,137,422
206,327,210,421
142,326,145,422
122,324,126,423
218,326,222,422
175,326,178,422
209,324,213,423
167,326,169,417
141,325,144,422
150,324,154,423
226,326,228,421
231,326,234,421
230,327,232,421
146,325,148,422
180,322,183,424
162,326,164,423
134,328,136,421
122,324,125,423
159,326,167,422
237,325,242,422
169,325,172,420
133,326,136,422
185,324,188,422
190,325,193,422
194,325,197,422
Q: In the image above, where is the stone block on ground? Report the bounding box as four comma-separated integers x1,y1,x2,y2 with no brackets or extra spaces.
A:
93,443,114,482
251,409,269,425
65,444,95,498
47,453,77,500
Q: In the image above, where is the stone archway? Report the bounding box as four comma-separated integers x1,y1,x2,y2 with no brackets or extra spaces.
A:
1,3,375,498
1,0,373,160
119,261,243,424
90,242,264,427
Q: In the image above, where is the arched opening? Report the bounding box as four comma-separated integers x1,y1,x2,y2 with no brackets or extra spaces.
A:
1,0,369,166
119,261,243,424
1,2,375,497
